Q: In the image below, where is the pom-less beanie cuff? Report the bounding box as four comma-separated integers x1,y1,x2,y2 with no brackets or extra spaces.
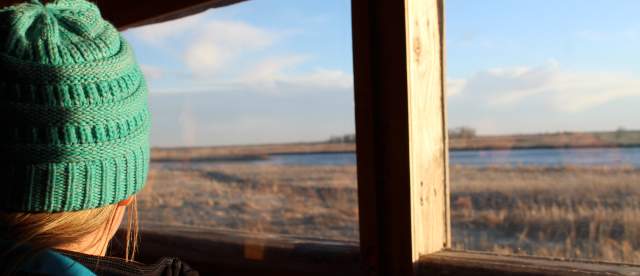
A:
4,145,150,212
0,0,151,212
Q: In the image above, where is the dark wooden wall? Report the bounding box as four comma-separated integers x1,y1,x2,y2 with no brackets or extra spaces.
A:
97,0,247,30
113,226,360,276
0,0,246,30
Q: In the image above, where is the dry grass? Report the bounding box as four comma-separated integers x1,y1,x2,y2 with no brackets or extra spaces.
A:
138,163,359,241
137,149,640,264
151,143,355,162
451,165,640,263
450,130,640,150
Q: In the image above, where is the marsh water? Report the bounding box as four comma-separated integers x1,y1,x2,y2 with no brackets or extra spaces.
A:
254,147,640,167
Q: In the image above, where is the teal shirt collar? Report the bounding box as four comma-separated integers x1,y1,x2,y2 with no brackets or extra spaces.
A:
0,240,95,276
19,248,96,276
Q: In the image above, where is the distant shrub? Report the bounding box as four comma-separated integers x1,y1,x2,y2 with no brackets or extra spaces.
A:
449,127,477,139
327,134,356,144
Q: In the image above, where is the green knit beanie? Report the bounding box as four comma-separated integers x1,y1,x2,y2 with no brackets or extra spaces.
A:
0,0,151,212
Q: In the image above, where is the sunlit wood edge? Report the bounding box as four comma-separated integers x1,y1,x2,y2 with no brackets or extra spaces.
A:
418,249,640,276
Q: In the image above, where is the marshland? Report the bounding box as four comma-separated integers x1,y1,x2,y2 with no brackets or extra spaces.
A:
136,131,640,264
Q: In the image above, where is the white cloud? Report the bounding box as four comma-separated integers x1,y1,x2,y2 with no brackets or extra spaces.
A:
128,15,203,45
241,55,308,83
152,68,354,96
548,71,640,112
148,54,353,96
130,16,276,77
183,20,275,76
140,64,165,80
127,8,356,146
447,79,466,97
239,56,353,93
128,14,352,97
288,69,353,90
184,42,225,74
451,60,640,113
199,20,274,50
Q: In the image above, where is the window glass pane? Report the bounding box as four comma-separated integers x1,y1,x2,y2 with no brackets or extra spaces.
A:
447,1,640,264
123,0,358,242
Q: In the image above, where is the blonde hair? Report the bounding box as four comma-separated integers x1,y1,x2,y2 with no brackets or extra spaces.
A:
0,197,139,271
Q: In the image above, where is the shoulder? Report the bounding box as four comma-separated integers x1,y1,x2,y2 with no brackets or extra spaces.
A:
62,251,199,276
18,249,96,276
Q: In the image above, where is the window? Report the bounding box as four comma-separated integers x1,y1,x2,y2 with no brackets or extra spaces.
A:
105,0,640,274
447,0,640,264
121,0,359,242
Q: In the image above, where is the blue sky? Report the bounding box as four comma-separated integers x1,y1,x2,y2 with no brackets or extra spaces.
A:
123,0,640,147
123,0,353,147
447,0,640,135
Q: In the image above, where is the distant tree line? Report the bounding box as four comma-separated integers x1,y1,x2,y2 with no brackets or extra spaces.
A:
326,134,356,143
448,127,476,139
326,127,478,143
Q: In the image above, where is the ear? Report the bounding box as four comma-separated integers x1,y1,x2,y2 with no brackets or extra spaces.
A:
117,196,134,206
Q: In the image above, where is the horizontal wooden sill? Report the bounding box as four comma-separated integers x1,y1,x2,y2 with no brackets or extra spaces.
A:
114,224,360,276
418,250,640,276
115,225,640,276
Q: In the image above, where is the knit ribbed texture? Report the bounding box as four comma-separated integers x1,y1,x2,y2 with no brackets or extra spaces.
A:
0,0,150,212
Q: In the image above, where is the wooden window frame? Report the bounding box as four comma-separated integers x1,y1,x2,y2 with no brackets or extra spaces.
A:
106,0,640,275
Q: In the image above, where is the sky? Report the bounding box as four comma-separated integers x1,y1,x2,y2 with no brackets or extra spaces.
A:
122,0,640,147
123,1,353,147
446,0,640,135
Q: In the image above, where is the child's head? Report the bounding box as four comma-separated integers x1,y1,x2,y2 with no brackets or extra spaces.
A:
0,0,150,259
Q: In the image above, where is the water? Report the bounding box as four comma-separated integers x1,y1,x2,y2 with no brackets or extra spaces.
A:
450,147,640,167
255,147,640,167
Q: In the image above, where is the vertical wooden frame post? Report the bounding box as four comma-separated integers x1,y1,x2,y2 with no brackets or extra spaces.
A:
352,0,448,275
406,0,450,258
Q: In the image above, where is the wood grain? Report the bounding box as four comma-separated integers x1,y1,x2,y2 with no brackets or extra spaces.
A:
114,225,360,276
418,250,640,276
405,0,448,261
352,0,412,274
352,0,446,274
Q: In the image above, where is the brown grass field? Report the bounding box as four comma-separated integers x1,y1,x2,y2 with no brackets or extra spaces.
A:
139,162,359,239
151,143,355,162
137,146,640,264
450,165,640,263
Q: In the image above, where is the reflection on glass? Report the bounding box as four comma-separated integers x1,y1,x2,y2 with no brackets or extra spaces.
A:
448,1,640,263
122,1,358,242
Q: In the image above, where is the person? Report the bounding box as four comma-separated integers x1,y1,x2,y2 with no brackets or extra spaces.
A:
0,0,199,275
